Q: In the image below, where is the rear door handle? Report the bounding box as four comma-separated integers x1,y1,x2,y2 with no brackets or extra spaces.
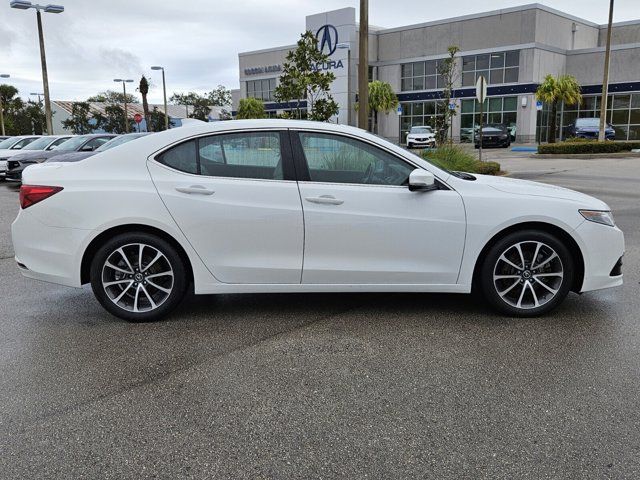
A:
305,195,344,205
175,185,215,195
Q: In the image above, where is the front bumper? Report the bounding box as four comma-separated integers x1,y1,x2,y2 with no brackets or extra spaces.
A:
575,220,624,292
475,136,510,147
407,138,436,147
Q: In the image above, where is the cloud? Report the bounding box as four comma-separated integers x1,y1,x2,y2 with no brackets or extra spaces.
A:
0,0,637,104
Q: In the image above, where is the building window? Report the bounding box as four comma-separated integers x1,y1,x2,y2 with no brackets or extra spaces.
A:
462,51,519,87
246,78,277,102
459,96,518,142
400,60,444,92
557,93,640,141
399,100,445,142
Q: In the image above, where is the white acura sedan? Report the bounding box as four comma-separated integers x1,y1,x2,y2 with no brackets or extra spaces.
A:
12,120,624,322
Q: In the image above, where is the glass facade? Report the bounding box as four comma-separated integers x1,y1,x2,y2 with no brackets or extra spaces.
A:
401,60,445,91
537,93,640,142
246,78,277,102
462,51,519,87
459,96,518,142
399,100,445,142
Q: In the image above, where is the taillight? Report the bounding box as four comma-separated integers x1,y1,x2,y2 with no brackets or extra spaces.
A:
19,185,63,209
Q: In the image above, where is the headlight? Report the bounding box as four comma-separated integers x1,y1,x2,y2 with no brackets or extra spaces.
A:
579,210,615,227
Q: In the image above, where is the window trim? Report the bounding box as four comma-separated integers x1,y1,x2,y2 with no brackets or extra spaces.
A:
151,129,296,182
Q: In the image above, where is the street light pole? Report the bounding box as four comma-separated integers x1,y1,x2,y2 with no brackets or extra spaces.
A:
151,66,169,130
30,92,45,102
10,1,65,136
114,78,134,133
0,74,9,136
598,0,614,142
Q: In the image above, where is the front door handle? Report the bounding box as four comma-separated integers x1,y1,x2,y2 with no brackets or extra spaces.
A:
305,195,344,205
175,185,215,195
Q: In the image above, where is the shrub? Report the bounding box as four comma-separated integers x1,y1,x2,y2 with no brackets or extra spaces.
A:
538,141,640,154
421,145,501,175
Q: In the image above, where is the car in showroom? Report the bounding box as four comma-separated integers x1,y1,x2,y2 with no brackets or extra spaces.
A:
474,124,512,148
44,132,151,163
12,120,624,322
406,125,436,149
0,135,41,180
568,117,616,140
5,133,116,182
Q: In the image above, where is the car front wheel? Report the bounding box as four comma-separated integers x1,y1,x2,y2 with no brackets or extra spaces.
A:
90,232,188,322
480,230,574,317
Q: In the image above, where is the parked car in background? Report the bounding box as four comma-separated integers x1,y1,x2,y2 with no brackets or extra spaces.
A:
5,134,116,183
406,126,436,149
568,117,616,140
474,124,511,148
0,135,41,180
45,132,151,163
12,120,624,322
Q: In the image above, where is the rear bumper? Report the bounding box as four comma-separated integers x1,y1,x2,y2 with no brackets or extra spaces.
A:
12,208,89,288
576,220,625,292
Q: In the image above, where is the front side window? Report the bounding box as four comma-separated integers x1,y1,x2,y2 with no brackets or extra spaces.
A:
199,132,283,180
298,132,413,186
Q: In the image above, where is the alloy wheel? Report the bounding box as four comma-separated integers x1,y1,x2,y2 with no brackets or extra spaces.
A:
492,241,564,310
101,243,174,313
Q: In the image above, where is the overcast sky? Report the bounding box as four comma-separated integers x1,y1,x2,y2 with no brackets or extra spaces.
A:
0,0,637,104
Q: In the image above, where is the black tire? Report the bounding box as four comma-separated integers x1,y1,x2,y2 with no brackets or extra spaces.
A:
408,142,414,149
480,230,574,317
90,232,188,322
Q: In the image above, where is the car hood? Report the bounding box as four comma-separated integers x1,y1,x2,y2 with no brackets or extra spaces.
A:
0,149,29,159
8,150,64,162
576,126,614,132
470,173,609,208
44,151,96,163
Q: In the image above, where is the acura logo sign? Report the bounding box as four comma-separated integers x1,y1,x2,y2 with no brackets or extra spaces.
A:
316,24,338,56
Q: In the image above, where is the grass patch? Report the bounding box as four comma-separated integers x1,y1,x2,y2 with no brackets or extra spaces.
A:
421,145,501,175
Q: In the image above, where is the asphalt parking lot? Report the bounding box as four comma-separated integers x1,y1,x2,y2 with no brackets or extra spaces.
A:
1,155,639,479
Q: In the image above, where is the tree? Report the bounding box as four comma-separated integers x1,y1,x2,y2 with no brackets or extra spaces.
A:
170,91,209,120
138,76,151,131
274,30,339,122
237,97,266,119
363,81,398,135
207,85,232,107
147,106,168,132
436,45,460,145
536,74,582,143
62,101,94,134
87,90,138,104
94,104,134,134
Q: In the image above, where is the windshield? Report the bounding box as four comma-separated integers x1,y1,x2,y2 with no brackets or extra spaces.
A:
410,127,433,134
576,118,600,127
95,133,146,151
21,137,59,150
55,136,93,151
0,137,18,149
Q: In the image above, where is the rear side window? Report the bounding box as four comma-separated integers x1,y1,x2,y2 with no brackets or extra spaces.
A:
156,140,198,174
199,132,283,180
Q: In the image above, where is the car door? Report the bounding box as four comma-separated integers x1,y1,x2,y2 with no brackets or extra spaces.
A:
292,130,466,285
148,129,304,284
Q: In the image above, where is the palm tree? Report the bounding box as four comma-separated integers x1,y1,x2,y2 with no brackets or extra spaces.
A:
138,75,150,131
536,74,582,143
366,80,399,134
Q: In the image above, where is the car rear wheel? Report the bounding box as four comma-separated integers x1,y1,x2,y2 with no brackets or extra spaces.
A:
90,232,188,322
480,230,574,317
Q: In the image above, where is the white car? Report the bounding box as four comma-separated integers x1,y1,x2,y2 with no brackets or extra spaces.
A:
406,126,436,149
0,135,41,179
12,120,624,322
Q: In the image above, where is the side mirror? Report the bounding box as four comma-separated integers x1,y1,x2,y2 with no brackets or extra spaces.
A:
408,168,437,192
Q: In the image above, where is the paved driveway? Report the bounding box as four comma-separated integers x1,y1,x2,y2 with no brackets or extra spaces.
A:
1,158,639,479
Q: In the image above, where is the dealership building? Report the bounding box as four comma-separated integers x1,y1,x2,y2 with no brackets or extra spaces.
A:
233,3,640,143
